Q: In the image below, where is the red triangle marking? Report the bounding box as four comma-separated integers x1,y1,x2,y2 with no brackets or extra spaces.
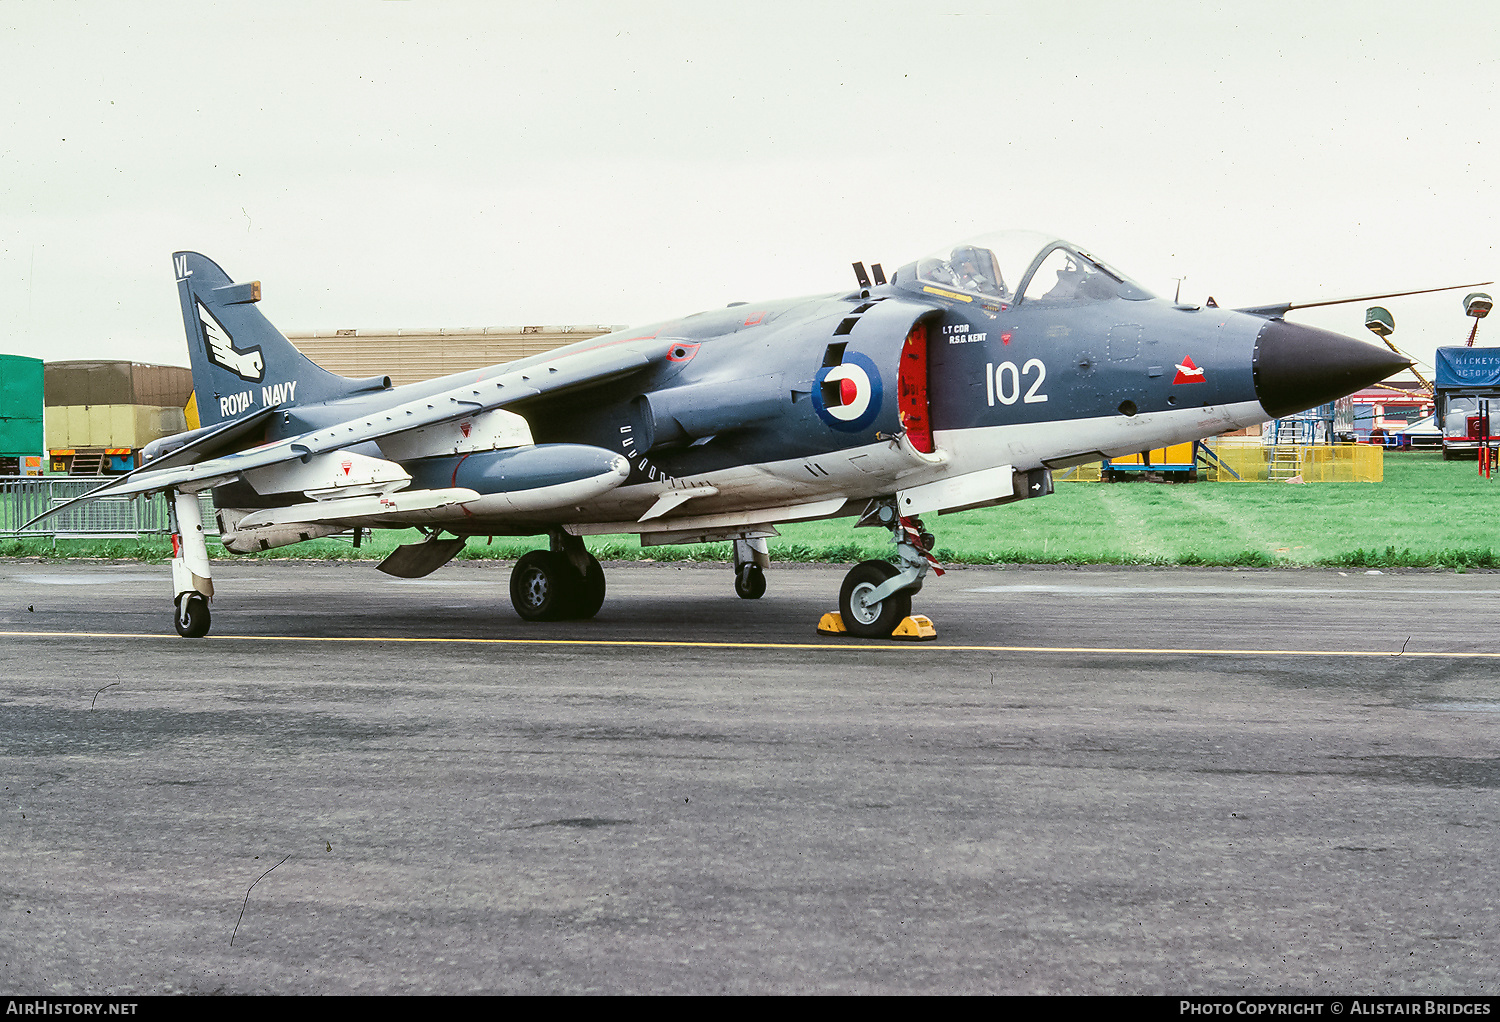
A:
1173,356,1206,385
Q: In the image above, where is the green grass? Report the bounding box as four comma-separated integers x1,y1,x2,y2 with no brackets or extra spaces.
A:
4,452,1498,568
777,452,1500,569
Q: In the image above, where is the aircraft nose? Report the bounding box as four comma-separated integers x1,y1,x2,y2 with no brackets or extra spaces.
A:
1252,319,1411,418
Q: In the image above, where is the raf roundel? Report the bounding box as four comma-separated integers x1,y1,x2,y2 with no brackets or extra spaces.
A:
813,351,883,432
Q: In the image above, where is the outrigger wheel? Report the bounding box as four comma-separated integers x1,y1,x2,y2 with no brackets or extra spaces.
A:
509,548,607,621
734,563,766,600
838,559,914,639
173,592,211,639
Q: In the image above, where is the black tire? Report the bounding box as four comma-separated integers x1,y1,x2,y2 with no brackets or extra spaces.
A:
510,551,578,621
838,559,912,639
173,593,211,639
734,563,766,600
571,555,607,619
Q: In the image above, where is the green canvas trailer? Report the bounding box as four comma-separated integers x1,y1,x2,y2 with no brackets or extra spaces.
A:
0,354,45,474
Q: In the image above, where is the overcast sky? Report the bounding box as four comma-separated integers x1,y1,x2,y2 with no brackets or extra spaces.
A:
2,1,1496,376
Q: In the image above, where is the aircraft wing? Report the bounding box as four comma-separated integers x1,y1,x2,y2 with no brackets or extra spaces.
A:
139,405,286,473
21,341,654,528
18,407,287,530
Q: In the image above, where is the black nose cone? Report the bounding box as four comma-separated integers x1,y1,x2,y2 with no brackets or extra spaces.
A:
1252,319,1412,419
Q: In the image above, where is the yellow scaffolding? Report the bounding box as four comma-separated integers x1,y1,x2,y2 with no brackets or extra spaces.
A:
1054,443,1383,483
1204,443,1383,483
1053,462,1102,482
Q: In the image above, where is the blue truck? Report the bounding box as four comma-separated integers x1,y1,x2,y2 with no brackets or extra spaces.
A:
1434,347,1500,459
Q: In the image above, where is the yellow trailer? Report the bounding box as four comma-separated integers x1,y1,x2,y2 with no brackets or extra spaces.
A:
1101,442,1199,482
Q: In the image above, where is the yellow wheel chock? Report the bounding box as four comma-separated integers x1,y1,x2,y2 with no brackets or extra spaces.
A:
817,612,937,641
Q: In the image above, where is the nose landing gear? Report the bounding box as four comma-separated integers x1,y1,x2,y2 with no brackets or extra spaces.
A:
838,559,910,636
822,508,940,640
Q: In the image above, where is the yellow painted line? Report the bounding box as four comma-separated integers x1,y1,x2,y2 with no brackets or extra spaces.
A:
1,630,1499,657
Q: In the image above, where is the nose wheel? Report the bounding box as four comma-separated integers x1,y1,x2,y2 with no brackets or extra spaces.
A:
838,560,911,638
819,509,939,640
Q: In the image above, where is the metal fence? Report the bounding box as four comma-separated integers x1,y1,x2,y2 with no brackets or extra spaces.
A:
0,476,217,539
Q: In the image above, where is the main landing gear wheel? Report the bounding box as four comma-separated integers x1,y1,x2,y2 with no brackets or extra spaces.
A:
509,549,607,621
510,551,577,621
573,554,607,619
173,592,211,639
839,559,912,639
734,563,766,600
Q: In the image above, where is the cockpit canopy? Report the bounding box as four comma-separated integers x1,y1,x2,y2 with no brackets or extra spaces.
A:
898,230,1155,304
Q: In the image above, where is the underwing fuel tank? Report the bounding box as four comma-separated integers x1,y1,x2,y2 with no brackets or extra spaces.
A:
217,511,345,553
406,443,631,513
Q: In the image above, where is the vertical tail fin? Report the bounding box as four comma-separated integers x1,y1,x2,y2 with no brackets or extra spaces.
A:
173,252,390,427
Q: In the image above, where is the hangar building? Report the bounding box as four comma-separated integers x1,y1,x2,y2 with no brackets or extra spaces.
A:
284,325,621,387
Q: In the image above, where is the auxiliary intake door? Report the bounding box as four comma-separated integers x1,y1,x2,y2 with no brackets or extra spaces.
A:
897,319,934,453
